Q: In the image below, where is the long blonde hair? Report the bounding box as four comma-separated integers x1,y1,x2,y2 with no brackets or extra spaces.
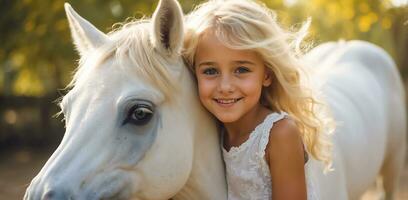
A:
183,0,335,171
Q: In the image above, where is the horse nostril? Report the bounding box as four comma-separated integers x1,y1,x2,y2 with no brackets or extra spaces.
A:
43,190,55,199
42,189,71,200
43,190,56,200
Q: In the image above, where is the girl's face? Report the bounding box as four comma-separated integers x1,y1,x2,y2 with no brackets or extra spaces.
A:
194,30,272,123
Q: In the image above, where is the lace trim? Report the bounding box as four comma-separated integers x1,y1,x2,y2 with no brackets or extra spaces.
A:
222,112,283,156
257,112,288,178
258,111,289,157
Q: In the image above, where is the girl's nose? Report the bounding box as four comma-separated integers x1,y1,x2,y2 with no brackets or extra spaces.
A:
218,75,235,94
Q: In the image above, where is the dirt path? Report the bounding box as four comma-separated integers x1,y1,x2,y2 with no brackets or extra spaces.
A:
1,149,407,199
0,148,51,199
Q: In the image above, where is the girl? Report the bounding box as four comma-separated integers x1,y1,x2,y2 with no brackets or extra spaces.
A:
183,0,335,199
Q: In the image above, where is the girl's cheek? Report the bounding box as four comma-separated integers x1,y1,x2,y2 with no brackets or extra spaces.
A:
197,79,215,96
197,80,209,94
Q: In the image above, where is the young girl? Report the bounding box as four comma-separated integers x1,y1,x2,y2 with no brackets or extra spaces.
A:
183,0,335,199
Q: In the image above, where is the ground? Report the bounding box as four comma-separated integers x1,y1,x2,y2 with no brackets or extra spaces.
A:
0,148,407,199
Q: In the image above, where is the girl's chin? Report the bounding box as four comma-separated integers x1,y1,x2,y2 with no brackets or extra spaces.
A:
213,113,241,124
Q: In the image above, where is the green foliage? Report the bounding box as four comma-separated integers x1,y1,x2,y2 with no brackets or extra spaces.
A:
282,0,407,65
0,0,407,96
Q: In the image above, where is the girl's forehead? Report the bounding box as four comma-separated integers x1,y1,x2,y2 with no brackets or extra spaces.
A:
195,30,262,64
197,30,224,50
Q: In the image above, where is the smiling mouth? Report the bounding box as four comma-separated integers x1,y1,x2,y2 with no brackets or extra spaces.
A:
213,98,243,104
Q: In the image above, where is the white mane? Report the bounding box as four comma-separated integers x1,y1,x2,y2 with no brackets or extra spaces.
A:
67,20,179,101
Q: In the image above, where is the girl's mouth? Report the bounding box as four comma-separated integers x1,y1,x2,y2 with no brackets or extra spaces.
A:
213,97,243,105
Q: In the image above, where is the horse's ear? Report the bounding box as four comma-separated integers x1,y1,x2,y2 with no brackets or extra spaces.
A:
151,0,184,56
64,3,108,56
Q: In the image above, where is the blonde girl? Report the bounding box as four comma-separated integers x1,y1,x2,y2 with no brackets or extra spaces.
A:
183,0,335,199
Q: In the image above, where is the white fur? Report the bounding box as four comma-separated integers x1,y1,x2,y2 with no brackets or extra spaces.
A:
304,40,406,200
151,0,184,55
64,3,108,56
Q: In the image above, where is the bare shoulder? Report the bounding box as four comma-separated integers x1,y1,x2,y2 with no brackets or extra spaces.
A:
265,116,304,163
269,116,301,144
266,116,308,199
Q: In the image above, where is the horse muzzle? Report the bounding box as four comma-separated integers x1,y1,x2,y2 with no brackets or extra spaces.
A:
24,169,140,200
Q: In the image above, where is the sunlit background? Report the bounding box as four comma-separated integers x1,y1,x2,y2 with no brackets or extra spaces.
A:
0,0,407,199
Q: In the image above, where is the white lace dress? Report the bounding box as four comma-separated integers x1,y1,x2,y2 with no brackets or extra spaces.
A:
222,112,320,200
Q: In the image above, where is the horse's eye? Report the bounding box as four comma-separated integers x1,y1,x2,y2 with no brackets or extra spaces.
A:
125,104,153,126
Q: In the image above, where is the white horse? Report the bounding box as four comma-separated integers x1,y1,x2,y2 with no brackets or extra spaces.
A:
304,40,406,200
24,0,227,199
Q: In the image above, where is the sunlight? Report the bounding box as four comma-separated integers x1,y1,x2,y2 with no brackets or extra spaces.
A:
392,0,408,7
283,0,298,7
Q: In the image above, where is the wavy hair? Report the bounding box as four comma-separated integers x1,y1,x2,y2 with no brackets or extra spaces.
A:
183,0,335,171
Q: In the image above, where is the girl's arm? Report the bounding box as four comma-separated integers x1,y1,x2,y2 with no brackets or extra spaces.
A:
265,118,307,200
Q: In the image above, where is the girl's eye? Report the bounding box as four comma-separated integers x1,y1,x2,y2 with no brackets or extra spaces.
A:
235,66,250,74
202,68,218,75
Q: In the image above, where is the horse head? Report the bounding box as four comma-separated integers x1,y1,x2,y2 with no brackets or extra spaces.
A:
24,0,226,199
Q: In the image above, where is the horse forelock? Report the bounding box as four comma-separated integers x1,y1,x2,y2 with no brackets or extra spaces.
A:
66,19,181,103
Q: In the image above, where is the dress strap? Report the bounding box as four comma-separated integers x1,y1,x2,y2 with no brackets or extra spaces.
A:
258,111,310,164
258,111,289,157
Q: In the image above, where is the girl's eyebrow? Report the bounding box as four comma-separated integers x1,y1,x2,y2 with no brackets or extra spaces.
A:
197,60,256,67
197,61,217,67
233,60,256,65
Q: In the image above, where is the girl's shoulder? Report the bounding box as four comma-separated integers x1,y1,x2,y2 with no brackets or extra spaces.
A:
265,112,300,150
264,112,308,164
269,113,298,139
260,111,292,136
257,111,293,150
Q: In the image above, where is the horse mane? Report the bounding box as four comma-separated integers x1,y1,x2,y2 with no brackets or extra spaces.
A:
65,18,178,100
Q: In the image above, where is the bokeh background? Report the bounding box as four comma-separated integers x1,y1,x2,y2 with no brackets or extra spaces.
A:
0,0,407,199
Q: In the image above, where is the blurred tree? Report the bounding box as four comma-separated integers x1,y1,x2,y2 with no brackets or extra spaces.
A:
279,0,407,70
387,5,408,79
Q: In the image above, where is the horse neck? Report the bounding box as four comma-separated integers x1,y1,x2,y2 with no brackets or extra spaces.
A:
174,111,227,200
173,73,227,199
